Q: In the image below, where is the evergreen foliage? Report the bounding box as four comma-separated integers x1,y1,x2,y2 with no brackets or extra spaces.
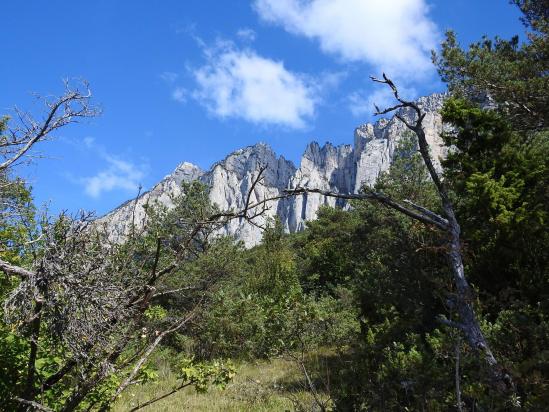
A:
0,1,547,410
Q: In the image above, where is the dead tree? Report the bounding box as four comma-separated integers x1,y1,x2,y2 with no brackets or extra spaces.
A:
0,81,272,411
0,80,99,258
0,79,99,172
283,75,512,392
0,170,276,412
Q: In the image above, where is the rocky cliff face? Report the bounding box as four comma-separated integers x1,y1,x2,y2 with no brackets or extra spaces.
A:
99,93,446,247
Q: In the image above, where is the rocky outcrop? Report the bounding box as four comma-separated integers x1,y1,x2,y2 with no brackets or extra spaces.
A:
99,93,446,247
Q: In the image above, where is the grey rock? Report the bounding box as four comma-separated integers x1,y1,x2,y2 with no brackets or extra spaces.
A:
99,93,446,247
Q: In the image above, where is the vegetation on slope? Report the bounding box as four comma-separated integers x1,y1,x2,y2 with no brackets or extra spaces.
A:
0,1,548,410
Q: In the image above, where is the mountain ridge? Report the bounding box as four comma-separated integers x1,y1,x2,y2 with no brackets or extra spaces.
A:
98,93,446,246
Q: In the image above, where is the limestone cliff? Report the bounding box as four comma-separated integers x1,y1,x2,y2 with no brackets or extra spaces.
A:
98,93,446,246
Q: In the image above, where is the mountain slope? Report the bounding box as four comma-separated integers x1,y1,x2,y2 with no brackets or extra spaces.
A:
99,94,446,246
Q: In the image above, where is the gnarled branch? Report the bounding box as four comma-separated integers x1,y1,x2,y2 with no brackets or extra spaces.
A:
0,80,99,172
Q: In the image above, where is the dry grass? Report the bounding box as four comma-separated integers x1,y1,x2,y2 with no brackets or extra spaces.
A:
113,356,330,411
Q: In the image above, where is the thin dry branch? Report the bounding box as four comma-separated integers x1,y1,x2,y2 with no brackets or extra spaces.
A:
242,73,513,393
3,164,302,410
0,258,35,279
128,381,193,412
13,397,54,412
371,73,447,203
283,187,449,230
1,80,99,172
103,305,201,409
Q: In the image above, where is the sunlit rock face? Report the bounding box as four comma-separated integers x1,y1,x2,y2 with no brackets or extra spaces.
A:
99,93,446,247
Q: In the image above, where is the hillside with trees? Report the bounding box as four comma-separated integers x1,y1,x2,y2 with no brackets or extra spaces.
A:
0,1,547,410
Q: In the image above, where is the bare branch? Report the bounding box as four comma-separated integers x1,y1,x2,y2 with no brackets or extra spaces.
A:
0,80,99,172
437,315,466,331
128,381,193,412
283,187,449,230
13,397,54,412
371,73,448,209
152,286,197,298
370,74,513,392
148,237,162,285
403,199,449,227
0,258,35,279
244,164,267,213
103,306,200,408
41,360,77,391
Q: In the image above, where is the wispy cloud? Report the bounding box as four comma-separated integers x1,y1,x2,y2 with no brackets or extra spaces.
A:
75,138,148,199
236,28,257,42
171,87,187,103
254,0,439,80
191,42,317,129
159,71,179,83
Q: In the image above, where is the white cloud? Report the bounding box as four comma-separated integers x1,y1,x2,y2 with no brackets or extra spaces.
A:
160,71,179,83
236,28,257,42
82,158,145,198
172,87,187,103
348,86,416,117
192,44,317,128
75,140,147,199
348,91,379,117
254,0,439,79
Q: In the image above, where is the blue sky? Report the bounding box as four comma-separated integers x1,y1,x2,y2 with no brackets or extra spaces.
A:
1,0,524,215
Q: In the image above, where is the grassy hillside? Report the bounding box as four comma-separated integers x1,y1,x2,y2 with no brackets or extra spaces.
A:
114,357,330,411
